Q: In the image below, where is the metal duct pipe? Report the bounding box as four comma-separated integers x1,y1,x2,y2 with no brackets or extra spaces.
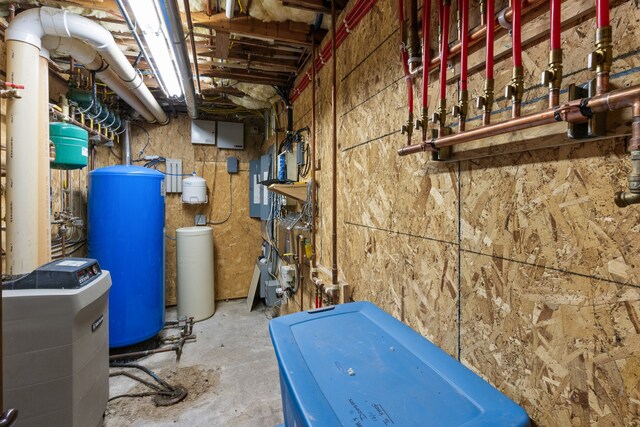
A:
162,0,198,119
122,121,132,165
225,0,234,19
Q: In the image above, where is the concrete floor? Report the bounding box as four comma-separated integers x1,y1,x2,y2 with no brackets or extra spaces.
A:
104,300,284,427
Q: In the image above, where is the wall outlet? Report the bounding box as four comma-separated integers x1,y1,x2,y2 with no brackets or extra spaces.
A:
195,214,206,226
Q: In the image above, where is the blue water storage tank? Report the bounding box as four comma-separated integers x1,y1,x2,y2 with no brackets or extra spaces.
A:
270,302,531,427
88,165,165,348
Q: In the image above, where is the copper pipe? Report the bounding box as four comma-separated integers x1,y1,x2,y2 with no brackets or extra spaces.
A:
183,0,202,95
297,235,305,310
399,85,640,156
331,0,338,289
311,41,317,278
8,3,16,21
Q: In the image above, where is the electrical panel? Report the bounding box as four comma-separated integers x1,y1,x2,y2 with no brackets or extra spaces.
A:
217,121,244,150
260,152,272,220
191,120,216,145
249,159,261,218
165,158,182,193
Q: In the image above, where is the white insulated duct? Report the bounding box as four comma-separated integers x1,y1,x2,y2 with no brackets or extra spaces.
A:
4,7,168,274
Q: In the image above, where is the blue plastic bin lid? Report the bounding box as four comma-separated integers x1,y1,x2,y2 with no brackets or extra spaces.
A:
270,302,530,427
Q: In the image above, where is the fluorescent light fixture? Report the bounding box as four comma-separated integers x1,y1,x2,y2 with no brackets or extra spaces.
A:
118,0,185,98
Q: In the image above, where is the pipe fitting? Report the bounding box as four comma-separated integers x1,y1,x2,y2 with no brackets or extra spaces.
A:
541,49,563,89
452,89,468,118
588,26,612,74
476,79,494,113
588,26,613,94
400,112,414,142
505,66,524,103
431,99,447,128
629,116,640,151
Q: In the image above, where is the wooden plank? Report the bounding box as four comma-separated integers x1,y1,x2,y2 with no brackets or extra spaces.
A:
246,263,261,311
201,68,290,85
192,12,314,46
268,183,309,201
215,31,230,59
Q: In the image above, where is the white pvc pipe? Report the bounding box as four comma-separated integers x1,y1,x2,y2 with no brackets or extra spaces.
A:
38,52,52,265
42,36,156,122
7,7,169,124
5,40,41,274
225,0,235,19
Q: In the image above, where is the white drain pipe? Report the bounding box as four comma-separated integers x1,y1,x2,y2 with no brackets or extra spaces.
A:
5,7,168,273
4,39,41,274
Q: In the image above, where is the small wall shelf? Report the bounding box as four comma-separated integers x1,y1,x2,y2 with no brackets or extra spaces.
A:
268,183,308,201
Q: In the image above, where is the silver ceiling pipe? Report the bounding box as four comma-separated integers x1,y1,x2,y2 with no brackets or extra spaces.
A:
162,0,198,118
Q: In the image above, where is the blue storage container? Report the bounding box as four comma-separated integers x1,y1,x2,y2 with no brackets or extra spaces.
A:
270,302,530,427
88,165,165,348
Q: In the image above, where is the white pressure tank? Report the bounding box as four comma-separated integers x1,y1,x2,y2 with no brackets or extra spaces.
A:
182,175,207,204
176,226,215,321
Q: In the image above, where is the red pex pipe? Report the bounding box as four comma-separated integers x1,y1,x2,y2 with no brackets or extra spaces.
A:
550,0,561,50
439,0,450,101
398,0,415,118
460,0,469,90
596,0,609,27
422,0,431,110
485,0,495,80
512,0,522,67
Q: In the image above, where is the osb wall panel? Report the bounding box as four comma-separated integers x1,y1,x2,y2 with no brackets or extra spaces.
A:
460,253,640,426
95,114,262,304
280,0,640,424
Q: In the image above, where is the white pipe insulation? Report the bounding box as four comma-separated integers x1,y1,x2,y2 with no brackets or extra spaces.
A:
5,7,168,274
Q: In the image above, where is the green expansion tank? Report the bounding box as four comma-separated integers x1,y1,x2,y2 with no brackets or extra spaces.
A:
50,122,88,170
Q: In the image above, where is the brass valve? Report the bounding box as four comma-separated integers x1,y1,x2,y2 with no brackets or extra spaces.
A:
588,26,612,74
431,100,447,127
505,66,524,103
452,90,468,119
542,49,563,90
400,114,414,136
451,105,460,117
476,80,494,111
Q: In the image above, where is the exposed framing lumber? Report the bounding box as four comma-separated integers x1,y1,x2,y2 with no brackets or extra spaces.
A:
192,12,315,46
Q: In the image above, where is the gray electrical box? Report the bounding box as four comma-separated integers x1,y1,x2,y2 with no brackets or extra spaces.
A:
227,157,239,174
249,159,261,218
217,121,244,150
265,280,281,307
